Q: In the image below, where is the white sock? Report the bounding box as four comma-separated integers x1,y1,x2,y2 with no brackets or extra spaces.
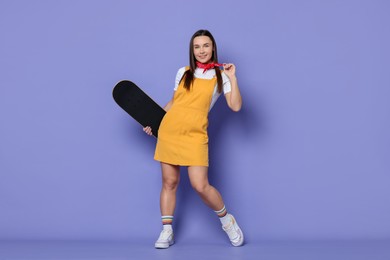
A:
219,214,232,227
161,215,173,231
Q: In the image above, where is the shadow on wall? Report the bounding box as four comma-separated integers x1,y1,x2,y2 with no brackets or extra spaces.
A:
209,83,267,160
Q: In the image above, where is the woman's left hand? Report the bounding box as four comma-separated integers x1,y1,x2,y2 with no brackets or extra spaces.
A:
223,63,236,79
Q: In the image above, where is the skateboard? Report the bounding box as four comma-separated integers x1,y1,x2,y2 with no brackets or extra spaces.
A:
113,80,166,138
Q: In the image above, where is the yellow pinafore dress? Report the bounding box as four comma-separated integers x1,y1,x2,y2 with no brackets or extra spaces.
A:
154,72,217,167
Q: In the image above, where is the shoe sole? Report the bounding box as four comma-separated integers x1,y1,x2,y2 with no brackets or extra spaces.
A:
230,215,244,247
155,240,174,249
231,227,244,246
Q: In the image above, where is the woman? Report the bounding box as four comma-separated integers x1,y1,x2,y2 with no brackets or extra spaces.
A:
143,29,244,248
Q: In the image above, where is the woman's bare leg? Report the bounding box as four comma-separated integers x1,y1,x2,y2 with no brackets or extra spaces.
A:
188,165,244,246
155,163,179,249
160,163,180,216
187,166,224,211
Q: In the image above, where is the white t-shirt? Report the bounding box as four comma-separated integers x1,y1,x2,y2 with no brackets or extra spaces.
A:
174,67,232,111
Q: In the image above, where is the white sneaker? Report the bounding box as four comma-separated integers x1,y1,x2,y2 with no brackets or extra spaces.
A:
222,214,244,246
154,229,174,249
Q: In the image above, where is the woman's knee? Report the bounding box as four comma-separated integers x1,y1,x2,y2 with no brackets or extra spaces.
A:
161,163,180,190
191,182,210,194
162,176,180,190
188,166,210,194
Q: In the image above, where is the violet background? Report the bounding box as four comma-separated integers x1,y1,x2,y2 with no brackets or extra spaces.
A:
1,0,389,243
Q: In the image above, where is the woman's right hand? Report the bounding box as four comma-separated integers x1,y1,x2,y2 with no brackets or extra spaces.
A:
143,126,153,136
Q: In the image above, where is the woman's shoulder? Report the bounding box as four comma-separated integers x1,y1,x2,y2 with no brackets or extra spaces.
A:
177,66,186,72
177,66,190,73
175,66,189,88
176,66,187,78
175,66,190,78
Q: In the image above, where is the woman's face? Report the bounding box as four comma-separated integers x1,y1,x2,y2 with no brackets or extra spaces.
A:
193,36,213,64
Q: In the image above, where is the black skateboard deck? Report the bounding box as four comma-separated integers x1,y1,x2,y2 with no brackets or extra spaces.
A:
113,80,166,138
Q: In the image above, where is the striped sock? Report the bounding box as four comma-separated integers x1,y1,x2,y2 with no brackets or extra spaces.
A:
161,215,173,229
215,205,227,218
215,205,231,226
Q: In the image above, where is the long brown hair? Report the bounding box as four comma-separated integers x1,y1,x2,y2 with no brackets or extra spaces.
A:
181,29,223,93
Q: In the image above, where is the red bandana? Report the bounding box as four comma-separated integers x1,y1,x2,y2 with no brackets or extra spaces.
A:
196,61,224,73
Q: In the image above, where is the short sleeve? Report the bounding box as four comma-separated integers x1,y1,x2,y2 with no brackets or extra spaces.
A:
222,72,232,94
174,67,187,91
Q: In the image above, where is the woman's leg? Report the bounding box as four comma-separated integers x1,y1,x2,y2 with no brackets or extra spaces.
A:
187,166,224,211
155,162,180,249
187,166,244,246
160,162,180,216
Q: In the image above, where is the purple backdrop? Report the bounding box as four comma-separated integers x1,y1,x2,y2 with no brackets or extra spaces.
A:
1,0,389,242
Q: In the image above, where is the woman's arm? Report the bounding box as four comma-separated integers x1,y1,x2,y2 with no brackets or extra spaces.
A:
223,63,242,112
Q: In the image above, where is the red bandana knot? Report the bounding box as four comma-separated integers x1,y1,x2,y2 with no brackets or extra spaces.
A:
196,61,224,73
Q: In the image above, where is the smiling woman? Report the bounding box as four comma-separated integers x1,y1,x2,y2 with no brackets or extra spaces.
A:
182,30,224,95
193,36,213,63
142,29,244,249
